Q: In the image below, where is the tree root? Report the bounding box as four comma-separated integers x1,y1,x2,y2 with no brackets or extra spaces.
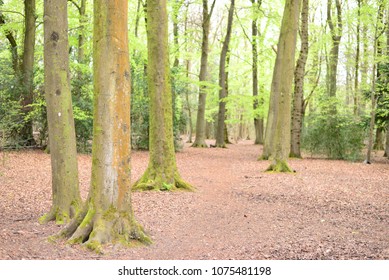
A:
191,142,208,148
265,159,294,173
132,171,194,192
55,205,151,254
39,200,81,225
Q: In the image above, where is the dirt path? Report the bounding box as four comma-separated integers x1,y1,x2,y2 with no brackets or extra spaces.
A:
0,140,388,259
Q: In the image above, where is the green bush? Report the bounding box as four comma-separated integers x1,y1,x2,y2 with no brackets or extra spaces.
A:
302,100,365,161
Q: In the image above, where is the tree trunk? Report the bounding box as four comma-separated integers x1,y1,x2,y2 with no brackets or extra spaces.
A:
19,0,37,146
365,2,384,164
326,0,342,98
290,0,308,158
374,128,384,150
251,0,264,145
57,0,150,252
40,0,81,224
192,0,216,148
262,0,301,172
384,126,389,157
215,0,235,148
354,0,361,115
78,0,87,64
132,0,193,191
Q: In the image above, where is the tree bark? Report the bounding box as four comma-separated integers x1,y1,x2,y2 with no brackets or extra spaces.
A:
290,0,309,158
192,0,216,148
132,0,193,191
57,0,150,252
40,0,81,224
215,0,235,148
262,0,301,172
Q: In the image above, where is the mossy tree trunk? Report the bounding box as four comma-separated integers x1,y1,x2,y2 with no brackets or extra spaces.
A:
132,0,193,192
41,0,81,224
215,0,235,148
290,0,309,158
192,0,216,148
57,0,150,252
262,0,301,172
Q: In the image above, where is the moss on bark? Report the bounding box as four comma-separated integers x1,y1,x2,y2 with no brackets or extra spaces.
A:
265,159,294,173
55,203,151,253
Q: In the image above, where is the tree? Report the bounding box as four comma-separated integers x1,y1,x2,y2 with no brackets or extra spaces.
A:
57,0,150,251
261,0,301,172
215,0,235,148
365,1,385,164
251,0,264,145
326,0,342,98
132,0,193,191
0,0,36,146
290,0,309,158
40,0,81,224
19,0,37,145
192,0,216,148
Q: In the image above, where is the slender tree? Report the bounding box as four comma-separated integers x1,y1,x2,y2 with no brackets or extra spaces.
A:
290,0,309,158
326,0,342,98
40,0,81,224
132,0,193,191
251,0,264,145
215,0,235,148
19,0,37,145
365,1,385,164
261,0,301,172
57,0,150,251
192,0,216,148
354,0,361,115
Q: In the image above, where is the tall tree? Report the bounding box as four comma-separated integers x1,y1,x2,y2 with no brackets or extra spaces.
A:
365,1,385,164
354,0,361,115
57,0,150,251
251,0,264,145
261,0,301,172
40,0,81,224
326,0,342,98
290,0,309,158
132,0,193,191
215,0,235,148
19,0,37,145
192,0,216,148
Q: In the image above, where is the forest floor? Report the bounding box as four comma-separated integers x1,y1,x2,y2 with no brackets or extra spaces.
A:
0,139,388,260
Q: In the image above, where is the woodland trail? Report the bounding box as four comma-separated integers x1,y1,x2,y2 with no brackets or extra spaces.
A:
0,140,388,259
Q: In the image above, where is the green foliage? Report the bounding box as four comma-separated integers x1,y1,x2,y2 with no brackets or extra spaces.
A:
0,60,26,148
131,53,149,150
302,98,365,161
70,62,93,153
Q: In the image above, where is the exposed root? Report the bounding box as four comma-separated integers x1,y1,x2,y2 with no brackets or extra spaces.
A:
55,205,151,254
39,201,81,225
191,142,208,148
265,159,294,173
132,170,194,192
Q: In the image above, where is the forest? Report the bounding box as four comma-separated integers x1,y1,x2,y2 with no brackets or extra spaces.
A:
0,0,388,260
